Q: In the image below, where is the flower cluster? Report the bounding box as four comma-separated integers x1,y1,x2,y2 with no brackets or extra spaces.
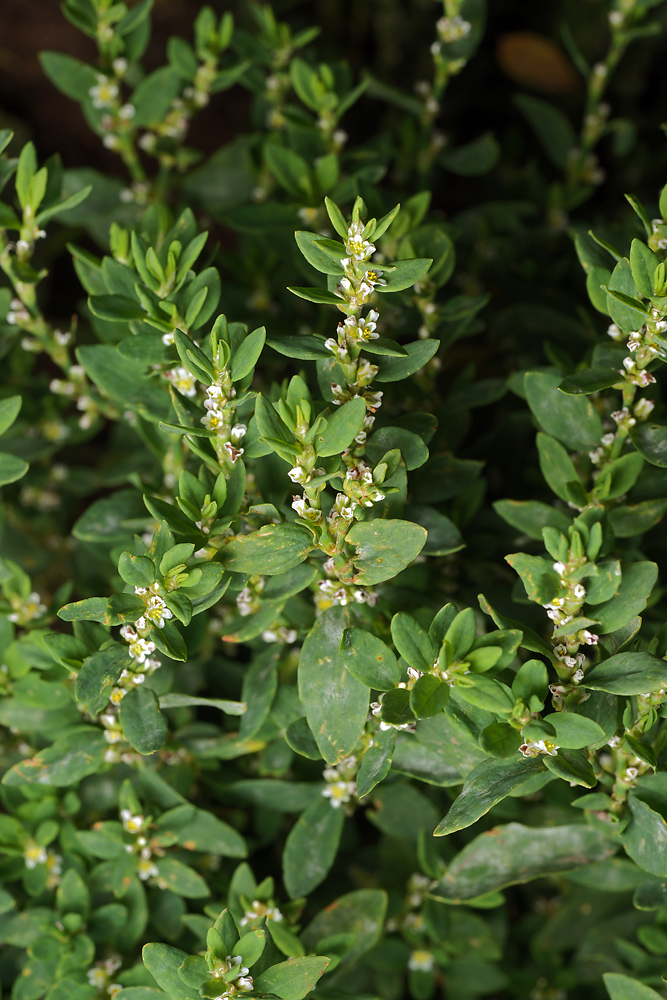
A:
518,738,559,759
86,955,123,998
540,551,605,705
120,809,163,882
208,956,254,1000
23,838,63,887
321,755,358,811
236,577,265,616
7,591,46,626
326,222,388,419
239,899,284,927
201,380,246,468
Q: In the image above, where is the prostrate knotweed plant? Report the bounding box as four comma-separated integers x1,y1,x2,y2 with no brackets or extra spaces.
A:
5,2,667,1000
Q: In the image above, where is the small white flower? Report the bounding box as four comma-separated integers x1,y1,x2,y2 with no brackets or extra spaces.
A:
634,398,655,419
127,636,157,663
224,441,244,464
322,780,356,807
166,366,197,397
23,840,48,869
89,75,119,109
145,595,173,629
288,465,307,484
408,950,435,972
121,810,144,833
137,858,159,880
519,739,558,758
581,630,599,645
573,584,586,600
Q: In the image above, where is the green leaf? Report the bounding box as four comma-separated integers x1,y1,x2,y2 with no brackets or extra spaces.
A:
75,645,129,715
324,196,348,238
299,607,369,765
0,395,22,436
3,729,106,787
610,499,667,537
583,652,667,695
407,504,464,555
314,397,366,457
339,628,400,690
36,184,93,226
131,66,182,128
356,729,396,798
591,561,658,633
380,687,415,728
375,340,439,382
267,919,306,959
160,807,246,858
630,240,660,299
142,944,200,1000
493,499,571,540
89,294,146,322
39,51,98,101
234,928,266,968
439,131,499,176
630,422,667,468
559,368,623,395
536,432,581,504
543,749,597,787
478,723,522,758
434,822,614,900
391,612,435,673
230,326,266,381
434,757,546,836
239,650,279,740
59,595,144,626
410,674,449,718
347,519,427,585
603,973,664,1000
542,712,605,749
514,94,576,169
623,796,667,877
223,524,313,575
606,257,645,333
265,144,312,198
585,560,622,604
594,452,644,500
505,553,560,605
368,428,428,469
267,334,332,360
294,231,344,275
118,552,155,587
282,798,344,898
254,957,330,1000
159,693,246,716
119,687,168,755
301,888,387,967
377,258,432,292
0,452,29,486
525,371,602,450
154,857,209,898
151,619,187,661
287,285,342,305
78,345,170,419
285,718,321,760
